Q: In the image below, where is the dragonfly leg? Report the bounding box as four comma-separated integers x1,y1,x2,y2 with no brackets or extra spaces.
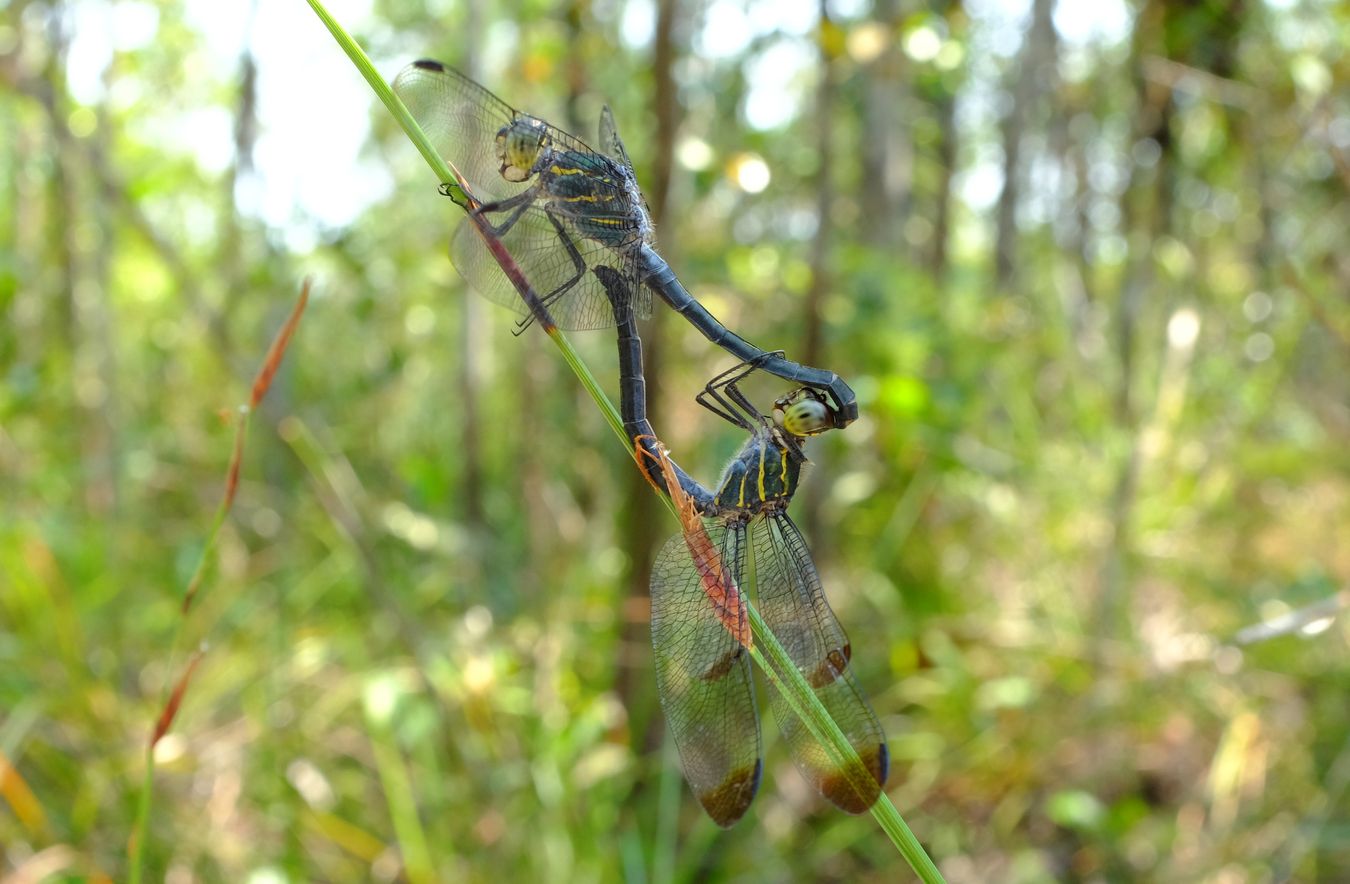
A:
695,383,752,430
535,207,588,310
505,206,590,335
470,189,537,238
695,355,786,430
721,380,765,429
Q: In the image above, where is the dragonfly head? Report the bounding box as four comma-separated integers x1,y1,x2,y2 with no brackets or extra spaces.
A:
773,389,840,438
495,118,550,183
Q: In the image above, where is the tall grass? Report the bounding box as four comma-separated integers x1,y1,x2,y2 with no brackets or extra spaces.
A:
128,282,310,883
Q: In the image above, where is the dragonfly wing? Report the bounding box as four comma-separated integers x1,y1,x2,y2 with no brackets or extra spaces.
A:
753,514,889,813
598,105,658,253
622,252,654,322
394,60,611,200
448,205,647,330
651,524,762,826
598,105,633,168
392,60,534,206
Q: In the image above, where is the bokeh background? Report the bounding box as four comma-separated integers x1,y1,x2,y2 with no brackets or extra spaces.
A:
3,0,1349,880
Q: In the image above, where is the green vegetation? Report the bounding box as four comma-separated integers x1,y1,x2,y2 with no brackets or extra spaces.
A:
2,0,1347,881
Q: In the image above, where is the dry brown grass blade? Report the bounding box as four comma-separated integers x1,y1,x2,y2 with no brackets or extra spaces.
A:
150,647,205,749
183,279,311,613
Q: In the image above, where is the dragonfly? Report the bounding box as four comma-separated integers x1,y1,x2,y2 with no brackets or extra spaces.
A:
391,59,858,424
597,265,888,826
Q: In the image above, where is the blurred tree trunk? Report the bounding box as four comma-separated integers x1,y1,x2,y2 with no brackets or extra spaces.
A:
40,11,120,514
1064,112,1098,327
1249,118,1278,294
798,0,840,552
457,0,487,535
1094,0,1170,647
859,0,909,249
1095,0,1242,643
39,16,77,488
616,0,681,757
215,0,259,357
928,0,966,279
929,86,957,277
87,53,121,514
993,0,1056,289
802,0,837,371
227,2,301,522
0,111,22,382
562,0,589,135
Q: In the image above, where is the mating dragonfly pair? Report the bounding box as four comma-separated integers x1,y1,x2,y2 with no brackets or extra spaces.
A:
393,60,886,826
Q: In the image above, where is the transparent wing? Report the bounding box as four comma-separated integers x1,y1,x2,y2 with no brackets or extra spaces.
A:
448,205,652,330
392,60,531,206
753,514,889,813
598,105,657,248
651,523,762,827
392,60,600,205
598,105,634,169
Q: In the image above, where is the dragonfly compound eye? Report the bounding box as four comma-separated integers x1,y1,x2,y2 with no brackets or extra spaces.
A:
495,119,548,183
778,397,834,437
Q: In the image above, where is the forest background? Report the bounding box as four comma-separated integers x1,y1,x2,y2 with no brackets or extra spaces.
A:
2,0,1348,880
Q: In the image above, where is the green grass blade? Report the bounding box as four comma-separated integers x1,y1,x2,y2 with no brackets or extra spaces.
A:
365,683,436,884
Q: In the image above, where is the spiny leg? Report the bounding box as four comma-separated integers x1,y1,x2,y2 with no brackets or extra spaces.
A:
540,209,588,304
695,354,785,430
510,207,591,334
470,187,539,238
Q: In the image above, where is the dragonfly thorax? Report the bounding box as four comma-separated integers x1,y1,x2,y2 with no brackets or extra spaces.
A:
712,426,807,515
495,117,551,183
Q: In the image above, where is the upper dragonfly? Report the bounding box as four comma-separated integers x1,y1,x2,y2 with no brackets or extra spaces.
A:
392,60,858,423
598,266,888,827
393,59,654,330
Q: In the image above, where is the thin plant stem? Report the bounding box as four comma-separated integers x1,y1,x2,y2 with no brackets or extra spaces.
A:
129,283,310,883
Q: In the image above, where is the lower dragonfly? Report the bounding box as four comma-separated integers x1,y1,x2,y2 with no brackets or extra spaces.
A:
596,265,888,826
392,60,857,423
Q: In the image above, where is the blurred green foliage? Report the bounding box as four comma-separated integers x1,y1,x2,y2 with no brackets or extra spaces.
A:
2,0,1349,881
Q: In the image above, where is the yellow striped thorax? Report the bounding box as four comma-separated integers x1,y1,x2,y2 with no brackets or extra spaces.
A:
711,388,842,515
543,150,652,248
492,115,651,249
712,426,803,515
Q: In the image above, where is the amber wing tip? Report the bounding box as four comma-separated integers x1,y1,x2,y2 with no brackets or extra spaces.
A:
819,743,890,814
698,760,763,828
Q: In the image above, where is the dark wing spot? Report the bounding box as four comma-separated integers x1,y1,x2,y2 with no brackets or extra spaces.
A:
700,647,744,682
699,760,762,827
817,744,888,814
807,646,852,688
412,59,446,72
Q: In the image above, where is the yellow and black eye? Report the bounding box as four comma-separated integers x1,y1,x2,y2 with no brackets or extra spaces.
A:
778,396,833,437
495,120,548,183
